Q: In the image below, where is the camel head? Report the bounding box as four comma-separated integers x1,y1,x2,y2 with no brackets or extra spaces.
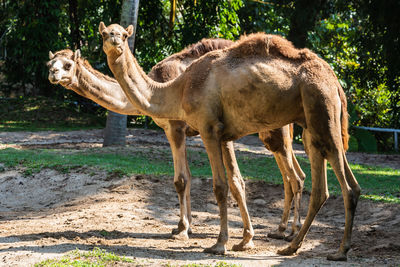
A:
47,49,80,87
99,21,133,56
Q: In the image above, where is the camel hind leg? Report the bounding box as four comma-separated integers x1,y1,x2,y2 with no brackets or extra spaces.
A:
326,150,360,260
278,83,359,260
259,126,305,241
277,129,329,256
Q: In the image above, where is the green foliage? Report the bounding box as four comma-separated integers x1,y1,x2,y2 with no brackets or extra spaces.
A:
352,128,377,153
2,0,69,96
1,147,399,203
238,0,290,36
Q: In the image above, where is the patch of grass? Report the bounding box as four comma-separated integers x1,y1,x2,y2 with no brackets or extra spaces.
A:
0,147,399,203
0,97,105,132
34,247,136,266
34,248,241,267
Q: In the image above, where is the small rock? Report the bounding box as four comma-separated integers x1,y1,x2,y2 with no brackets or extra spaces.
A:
253,198,267,206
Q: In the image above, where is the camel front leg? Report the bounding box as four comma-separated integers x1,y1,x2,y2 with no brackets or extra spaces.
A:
201,129,229,255
163,120,192,240
221,141,255,251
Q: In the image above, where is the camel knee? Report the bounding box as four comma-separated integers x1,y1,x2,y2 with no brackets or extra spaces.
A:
311,191,329,210
214,184,228,203
229,175,245,191
346,186,360,210
174,174,187,194
291,175,304,191
353,184,361,199
229,177,245,202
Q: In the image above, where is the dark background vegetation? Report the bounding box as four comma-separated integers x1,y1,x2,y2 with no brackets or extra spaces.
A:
0,0,399,151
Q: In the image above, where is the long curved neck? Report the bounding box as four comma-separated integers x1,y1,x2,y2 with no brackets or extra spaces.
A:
69,61,141,115
107,43,184,119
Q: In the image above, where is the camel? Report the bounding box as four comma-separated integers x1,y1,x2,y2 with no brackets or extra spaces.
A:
47,42,306,245
99,22,361,261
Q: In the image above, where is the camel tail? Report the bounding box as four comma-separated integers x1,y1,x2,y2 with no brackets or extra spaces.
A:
338,85,349,151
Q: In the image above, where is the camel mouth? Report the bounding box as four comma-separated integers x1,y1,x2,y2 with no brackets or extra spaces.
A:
59,78,72,86
111,44,123,54
49,77,61,84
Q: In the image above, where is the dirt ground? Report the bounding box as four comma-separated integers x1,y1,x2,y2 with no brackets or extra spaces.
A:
0,129,399,266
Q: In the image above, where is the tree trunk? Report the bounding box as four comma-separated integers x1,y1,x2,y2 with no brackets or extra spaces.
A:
121,0,140,52
68,0,80,50
103,0,140,147
103,111,128,146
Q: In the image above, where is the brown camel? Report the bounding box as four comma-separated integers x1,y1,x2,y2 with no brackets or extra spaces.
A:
99,22,360,261
47,43,306,245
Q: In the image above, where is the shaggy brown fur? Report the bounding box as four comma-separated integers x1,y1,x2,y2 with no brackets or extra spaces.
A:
228,33,316,61
150,39,234,82
175,38,234,60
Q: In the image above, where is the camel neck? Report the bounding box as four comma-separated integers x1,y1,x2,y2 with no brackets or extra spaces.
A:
72,61,140,115
107,44,184,119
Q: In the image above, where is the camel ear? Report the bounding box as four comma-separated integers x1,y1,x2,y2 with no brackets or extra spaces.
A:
99,21,106,35
73,49,81,61
126,25,134,37
49,51,55,60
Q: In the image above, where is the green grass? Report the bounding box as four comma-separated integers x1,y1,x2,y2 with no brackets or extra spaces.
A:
0,97,106,132
35,247,135,267
0,147,399,203
34,247,241,267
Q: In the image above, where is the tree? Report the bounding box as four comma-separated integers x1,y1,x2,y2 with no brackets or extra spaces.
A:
103,0,140,147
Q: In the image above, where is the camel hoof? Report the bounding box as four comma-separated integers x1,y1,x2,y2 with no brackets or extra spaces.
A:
203,243,226,255
277,246,297,256
171,232,189,241
171,227,192,235
232,240,255,251
327,252,347,261
267,231,285,240
284,233,297,242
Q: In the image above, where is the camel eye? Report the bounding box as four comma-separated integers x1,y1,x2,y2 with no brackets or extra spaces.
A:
64,63,71,70
102,31,108,38
123,33,128,40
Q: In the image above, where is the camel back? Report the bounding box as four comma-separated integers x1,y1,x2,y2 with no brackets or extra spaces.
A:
174,38,234,60
150,38,234,82
229,33,316,61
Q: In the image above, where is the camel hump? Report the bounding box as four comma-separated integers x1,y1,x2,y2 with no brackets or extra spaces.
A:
150,38,234,82
230,33,316,61
174,38,234,60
